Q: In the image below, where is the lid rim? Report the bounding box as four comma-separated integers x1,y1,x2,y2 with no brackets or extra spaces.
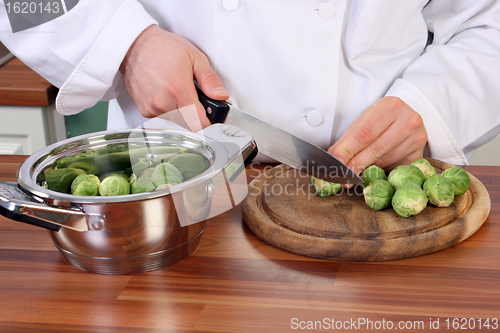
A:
17,128,230,204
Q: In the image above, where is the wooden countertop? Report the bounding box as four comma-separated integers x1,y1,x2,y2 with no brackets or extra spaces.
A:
0,155,499,332
0,58,58,106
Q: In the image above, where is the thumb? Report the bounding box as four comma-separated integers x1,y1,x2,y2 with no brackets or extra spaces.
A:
193,55,229,101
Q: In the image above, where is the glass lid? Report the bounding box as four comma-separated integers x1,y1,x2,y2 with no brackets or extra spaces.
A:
18,128,230,203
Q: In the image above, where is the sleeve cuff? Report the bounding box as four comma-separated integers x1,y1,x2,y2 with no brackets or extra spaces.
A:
386,79,468,165
55,0,157,115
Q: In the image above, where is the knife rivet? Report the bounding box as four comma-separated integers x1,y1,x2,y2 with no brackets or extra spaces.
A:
207,107,212,115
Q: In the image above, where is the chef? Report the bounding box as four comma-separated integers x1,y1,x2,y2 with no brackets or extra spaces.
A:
1,0,499,172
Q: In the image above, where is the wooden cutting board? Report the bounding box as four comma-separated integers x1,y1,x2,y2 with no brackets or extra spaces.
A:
242,158,491,261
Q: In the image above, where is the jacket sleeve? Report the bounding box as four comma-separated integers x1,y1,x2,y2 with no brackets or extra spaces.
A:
385,0,500,165
0,0,157,115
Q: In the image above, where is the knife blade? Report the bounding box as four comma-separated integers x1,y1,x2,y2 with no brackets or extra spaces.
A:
197,89,363,184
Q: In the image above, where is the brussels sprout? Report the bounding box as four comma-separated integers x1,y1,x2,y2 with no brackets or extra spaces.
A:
131,177,156,194
360,165,387,188
95,151,133,176
150,162,184,187
363,180,395,211
130,153,180,177
138,167,155,179
168,153,210,181
388,165,426,190
67,161,99,175
98,171,129,182
71,174,100,196
411,158,437,180
423,174,455,207
56,151,97,169
129,173,137,184
392,183,428,217
45,168,86,194
311,176,342,197
99,174,131,196
131,158,151,177
441,166,471,196
94,144,129,155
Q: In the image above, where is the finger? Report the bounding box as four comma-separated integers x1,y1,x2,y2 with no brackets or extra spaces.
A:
328,110,394,166
381,148,425,172
192,53,229,101
195,100,212,129
345,118,416,171
174,84,211,131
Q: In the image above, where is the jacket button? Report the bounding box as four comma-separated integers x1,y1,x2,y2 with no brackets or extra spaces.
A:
306,110,324,127
222,0,240,11
318,3,336,19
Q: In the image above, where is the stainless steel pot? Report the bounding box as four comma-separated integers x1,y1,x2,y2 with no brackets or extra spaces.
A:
0,124,257,274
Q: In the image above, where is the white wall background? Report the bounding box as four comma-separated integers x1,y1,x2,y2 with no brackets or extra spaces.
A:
469,135,500,166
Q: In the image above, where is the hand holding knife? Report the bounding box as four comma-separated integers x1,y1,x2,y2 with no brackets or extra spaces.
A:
197,88,363,185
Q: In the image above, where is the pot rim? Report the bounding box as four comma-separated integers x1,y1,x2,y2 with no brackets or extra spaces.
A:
17,128,232,204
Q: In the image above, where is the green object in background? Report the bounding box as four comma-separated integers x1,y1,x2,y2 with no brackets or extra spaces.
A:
65,101,108,138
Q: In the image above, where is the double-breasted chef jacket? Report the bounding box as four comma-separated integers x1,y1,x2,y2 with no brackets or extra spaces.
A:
1,0,500,165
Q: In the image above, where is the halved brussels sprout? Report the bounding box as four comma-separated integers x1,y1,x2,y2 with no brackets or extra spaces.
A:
423,174,455,207
392,183,428,217
411,158,437,180
66,160,99,175
150,162,183,187
311,176,342,197
45,168,86,194
155,184,169,191
131,177,156,194
168,153,209,181
388,165,426,190
363,180,395,211
71,174,100,196
441,166,471,196
360,165,387,188
99,174,131,196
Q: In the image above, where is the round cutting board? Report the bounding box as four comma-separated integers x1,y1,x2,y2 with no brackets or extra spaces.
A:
242,158,491,261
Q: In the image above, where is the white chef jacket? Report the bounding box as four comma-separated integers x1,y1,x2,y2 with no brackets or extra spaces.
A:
1,0,500,165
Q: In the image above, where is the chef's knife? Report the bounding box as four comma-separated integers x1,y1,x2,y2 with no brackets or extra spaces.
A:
197,89,363,184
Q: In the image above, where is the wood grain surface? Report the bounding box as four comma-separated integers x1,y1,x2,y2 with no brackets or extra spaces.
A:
242,159,490,261
0,155,499,332
0,58,57,106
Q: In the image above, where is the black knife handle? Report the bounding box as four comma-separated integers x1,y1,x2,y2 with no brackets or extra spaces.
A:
196,87,231,124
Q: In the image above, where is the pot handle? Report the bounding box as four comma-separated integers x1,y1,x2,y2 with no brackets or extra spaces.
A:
0,181,90,232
